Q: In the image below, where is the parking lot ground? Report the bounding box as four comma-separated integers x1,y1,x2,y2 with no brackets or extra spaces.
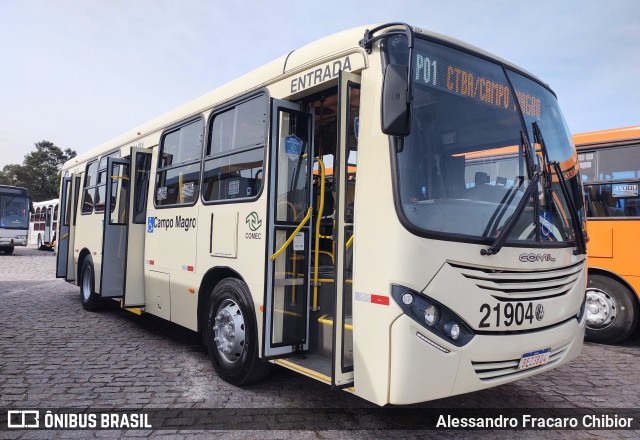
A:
1,246,639,439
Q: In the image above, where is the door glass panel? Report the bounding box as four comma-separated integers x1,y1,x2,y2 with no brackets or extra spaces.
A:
132,153,152,224
109,163,129,225
276,110,311,223
63,181,72,226
345,85,360,223
342,227,354,370
271,229,308,346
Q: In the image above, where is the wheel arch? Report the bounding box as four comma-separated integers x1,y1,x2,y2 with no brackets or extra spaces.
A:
77,248,92,284
588,266,639,305
197,266,247,336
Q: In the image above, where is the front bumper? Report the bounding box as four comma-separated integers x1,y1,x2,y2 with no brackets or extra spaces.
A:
389,313,586,404
0,237,27,247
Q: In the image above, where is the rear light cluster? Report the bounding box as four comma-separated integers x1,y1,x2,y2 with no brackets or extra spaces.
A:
391,285,475,347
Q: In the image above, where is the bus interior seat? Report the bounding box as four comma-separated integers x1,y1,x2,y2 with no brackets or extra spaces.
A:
588,186,606,217
475,171,490,186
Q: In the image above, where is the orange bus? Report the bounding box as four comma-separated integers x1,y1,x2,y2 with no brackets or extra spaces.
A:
574,126,640,343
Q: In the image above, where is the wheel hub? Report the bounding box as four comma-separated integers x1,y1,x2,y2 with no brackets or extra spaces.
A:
213,300,246,364
81,266,91,301
585,288,616,328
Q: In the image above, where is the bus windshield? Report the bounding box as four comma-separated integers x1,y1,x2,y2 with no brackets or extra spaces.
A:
391,36,582,246
0,194,30,229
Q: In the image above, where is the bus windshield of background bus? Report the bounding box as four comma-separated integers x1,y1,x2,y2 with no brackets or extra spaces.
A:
0,194,29,229
390,36,579,244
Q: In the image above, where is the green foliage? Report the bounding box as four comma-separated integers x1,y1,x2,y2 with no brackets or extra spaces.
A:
0,141,76,201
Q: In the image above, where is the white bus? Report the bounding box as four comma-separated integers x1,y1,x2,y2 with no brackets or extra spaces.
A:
29,199,59,250
0,184,32,254
57,23,588,405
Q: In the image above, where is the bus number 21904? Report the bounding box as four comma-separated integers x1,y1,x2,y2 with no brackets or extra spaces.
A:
479,302,541,328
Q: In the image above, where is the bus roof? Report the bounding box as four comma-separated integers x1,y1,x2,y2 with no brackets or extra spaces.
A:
62,23,548,171
573,125,640,146
32,198,59,207
0,185,29,196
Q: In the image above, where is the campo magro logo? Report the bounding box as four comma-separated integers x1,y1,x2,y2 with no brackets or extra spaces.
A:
246,212,262,232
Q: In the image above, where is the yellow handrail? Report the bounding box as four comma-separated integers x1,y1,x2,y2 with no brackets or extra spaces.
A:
270,207,312,261
346,234,354,249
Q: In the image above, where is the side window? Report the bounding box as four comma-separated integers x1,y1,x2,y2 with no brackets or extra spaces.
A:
82,161,98,214
53,205,58,229
132,153,152,223
155,119,204,207
202,94,267,202
94,151,121,213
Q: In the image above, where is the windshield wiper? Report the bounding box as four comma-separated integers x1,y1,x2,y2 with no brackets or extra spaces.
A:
481,130,538,256
551,161,587,255
481,172,539,256
533,122,587,255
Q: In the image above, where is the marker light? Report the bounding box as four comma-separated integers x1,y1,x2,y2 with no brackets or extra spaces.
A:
424,304,439,326
401,293,414,305
445,322,461,340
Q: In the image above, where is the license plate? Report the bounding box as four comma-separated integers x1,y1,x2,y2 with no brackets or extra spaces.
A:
518,348,551,371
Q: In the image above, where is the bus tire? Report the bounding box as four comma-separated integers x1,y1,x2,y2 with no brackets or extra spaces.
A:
37,234,44,250
1,246,14,255
585,275,638,344
205,278,271,386
80,256,103,311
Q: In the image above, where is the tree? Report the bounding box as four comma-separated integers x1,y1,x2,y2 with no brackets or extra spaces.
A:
0,141,76,201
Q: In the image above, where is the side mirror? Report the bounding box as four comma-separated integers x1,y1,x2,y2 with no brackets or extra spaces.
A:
381,64,411,136
29,197,34,214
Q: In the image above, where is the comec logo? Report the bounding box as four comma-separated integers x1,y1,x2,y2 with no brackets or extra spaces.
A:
519,253,556,263
245,212,262,232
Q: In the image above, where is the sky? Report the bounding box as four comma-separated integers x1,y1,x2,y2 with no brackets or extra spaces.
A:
0,0,638,168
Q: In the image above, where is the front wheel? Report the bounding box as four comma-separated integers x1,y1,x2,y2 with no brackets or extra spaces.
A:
37,234,44,250
585,275,638,344
80,256,103,311
1,246,14,255
205,278,271,385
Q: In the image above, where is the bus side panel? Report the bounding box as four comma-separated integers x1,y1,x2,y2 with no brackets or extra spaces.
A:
75,207,104,291
587,219,640,299
195,197,268,354
587,219,640,297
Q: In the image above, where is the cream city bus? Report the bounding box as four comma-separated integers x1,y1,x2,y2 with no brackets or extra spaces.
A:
29,199,59,250
56,23,588,405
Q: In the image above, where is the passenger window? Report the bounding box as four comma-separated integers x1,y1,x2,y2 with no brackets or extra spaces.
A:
202,94,267,202
155,119,204,207
81,160,98,214
94,151,121,213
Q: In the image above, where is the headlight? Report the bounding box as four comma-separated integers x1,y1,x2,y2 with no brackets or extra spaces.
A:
445,322,460,340
391,285,474,346
424,305,439,326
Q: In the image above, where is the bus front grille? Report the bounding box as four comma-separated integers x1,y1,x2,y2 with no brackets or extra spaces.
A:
449,261,583,300
471,342,571,382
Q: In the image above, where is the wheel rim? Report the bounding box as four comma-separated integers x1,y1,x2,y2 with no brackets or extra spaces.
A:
585,288,616,329
213,299,246,364
81,264,92,301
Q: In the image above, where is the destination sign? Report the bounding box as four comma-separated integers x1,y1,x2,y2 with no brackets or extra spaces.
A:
414,53,541,119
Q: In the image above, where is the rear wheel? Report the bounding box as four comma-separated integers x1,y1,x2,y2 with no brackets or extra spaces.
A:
1,246,14,255
205,278,271,385
37,234,44,250
585,275,638,344
80,256,103,311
